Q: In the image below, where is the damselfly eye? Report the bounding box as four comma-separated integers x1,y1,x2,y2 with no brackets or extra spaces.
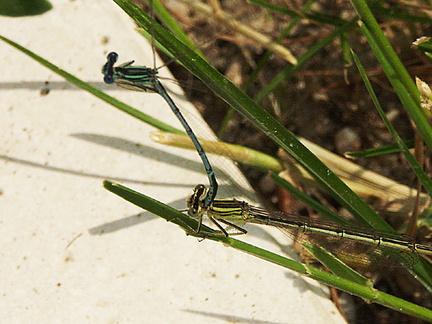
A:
188,207,199,218
107,52,118,62
103,75,115,84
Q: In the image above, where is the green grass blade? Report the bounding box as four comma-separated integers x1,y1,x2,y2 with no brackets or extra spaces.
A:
270,172,349,224
0,0,52,17
303,244,371,285
346,140,415,159
144,0,204,57
306,264,432,321
370,2,432,24
255,17,357,103
249,0,348,27
414,37,432,54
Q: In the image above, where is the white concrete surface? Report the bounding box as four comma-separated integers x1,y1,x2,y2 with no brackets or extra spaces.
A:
0,0,346,323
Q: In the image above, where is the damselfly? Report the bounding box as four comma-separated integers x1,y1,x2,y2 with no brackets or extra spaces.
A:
188,184,432,268
102,52,218,211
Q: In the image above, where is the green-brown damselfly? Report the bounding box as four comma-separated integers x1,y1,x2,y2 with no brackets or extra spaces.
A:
188,184,432,268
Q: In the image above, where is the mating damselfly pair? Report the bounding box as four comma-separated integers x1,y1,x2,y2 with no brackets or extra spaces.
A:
102,51,432,269
100,0,430,272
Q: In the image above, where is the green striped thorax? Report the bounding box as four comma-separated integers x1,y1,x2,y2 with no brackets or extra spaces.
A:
102,52,158,93
187,184,249,221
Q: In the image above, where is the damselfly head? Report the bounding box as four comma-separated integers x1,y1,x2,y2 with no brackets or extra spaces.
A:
102,52,119,84
187,184,207,218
